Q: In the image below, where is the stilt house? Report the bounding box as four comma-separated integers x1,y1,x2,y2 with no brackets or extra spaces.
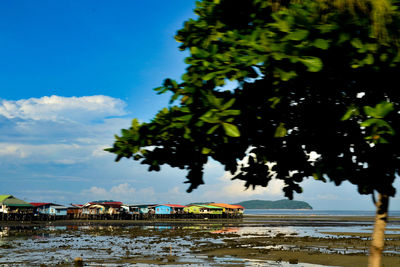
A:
0,195,34,214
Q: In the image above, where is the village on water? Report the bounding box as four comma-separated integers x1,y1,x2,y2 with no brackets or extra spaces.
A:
0,195,244,221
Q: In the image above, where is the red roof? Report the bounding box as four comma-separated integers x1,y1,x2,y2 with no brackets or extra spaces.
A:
30,202,51,207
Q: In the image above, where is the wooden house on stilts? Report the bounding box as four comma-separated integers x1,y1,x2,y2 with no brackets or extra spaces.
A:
0,195,34,221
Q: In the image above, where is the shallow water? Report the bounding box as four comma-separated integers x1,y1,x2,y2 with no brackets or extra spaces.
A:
0,222,398,266
245,209,400,217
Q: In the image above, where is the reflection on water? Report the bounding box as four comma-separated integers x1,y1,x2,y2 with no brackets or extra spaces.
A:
0,222,398,266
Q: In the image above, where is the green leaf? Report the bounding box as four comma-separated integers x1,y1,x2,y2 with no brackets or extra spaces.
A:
203,72,216,81
131,118,140,130
269,97,281,108
201,147,212,154
317,24,338,33
313,39,330,50
364,54,374,65
183,127,191,139
380,53,388,62
190,47,199,55
175,115,192,121
221,98,235,110
219,109,241,116
351,38,363,49
299,57,323,72
341,106,359,121
360,118,380,127
274,123,287,138
366,43,378,52
222,123,240,137
286,29,309,41
200,116,219,123
207,124,220,134
276,68,297,81
338,33,350,44
154,86,168,94
375,102,394,117
364,102,394,118
205,93,221,107
275,19,290,33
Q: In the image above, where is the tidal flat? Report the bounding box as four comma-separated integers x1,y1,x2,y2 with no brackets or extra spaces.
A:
0,215,399,266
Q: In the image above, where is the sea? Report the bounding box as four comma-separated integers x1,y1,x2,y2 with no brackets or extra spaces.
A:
245,209,400,217
1,210,399,266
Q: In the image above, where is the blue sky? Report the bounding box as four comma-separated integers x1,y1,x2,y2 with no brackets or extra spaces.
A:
0,0,399,211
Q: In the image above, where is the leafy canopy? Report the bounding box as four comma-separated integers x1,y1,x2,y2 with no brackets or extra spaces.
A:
107,0,400,199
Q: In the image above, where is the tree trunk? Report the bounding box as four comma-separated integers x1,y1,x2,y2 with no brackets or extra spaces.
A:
368,193,389,267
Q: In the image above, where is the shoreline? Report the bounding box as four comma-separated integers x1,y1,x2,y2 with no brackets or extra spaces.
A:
0,215,399,266
1,214,399,227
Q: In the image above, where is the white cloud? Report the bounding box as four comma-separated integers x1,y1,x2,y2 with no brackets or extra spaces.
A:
0,144,29,158
224,178,284,197
92,145,109,157
83,186,108,197
0,95,131,165
80,184,155,203
0,95,125,123
0,143,88,164
201,152,285,202
203,172,284,202
110,183,136,195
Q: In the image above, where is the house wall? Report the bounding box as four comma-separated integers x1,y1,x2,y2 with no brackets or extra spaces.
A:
67,208,82,214
139,207,149,214
37,206,67,216
50,206,67,216
207,208,223,215
155,205,172,215
184,206,201,214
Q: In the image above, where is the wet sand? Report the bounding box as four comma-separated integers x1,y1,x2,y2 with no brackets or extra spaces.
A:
0,215,399,266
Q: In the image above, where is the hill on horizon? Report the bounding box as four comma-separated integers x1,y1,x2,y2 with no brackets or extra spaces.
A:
234,199,312,210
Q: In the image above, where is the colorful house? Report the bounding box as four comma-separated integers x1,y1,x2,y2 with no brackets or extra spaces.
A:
208,203,245,214
155,204,186,215
67,204,83,216
83,200,123,215
121,204,139,214
197,204,223,214
128,204,157,214
183,205,200,214
184,204,223,215
31,203,68,216
0,195,34,214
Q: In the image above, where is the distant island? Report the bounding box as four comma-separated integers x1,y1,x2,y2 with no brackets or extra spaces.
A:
234,199,313,210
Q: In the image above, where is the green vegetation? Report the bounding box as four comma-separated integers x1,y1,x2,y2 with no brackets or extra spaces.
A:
235,199,312,210
107,0,400,200
107,1,400,265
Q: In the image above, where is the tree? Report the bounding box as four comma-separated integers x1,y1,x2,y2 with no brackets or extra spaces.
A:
106,1,400,266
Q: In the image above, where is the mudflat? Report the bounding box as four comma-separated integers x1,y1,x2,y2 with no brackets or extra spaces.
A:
0,215,399,266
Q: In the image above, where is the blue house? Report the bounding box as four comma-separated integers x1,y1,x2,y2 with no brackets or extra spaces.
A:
155,204,186,215
155,205,172,215
31,203,68,216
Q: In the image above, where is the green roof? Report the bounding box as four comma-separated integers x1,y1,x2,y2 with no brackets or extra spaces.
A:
0,195,33,207
0,195,12,202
